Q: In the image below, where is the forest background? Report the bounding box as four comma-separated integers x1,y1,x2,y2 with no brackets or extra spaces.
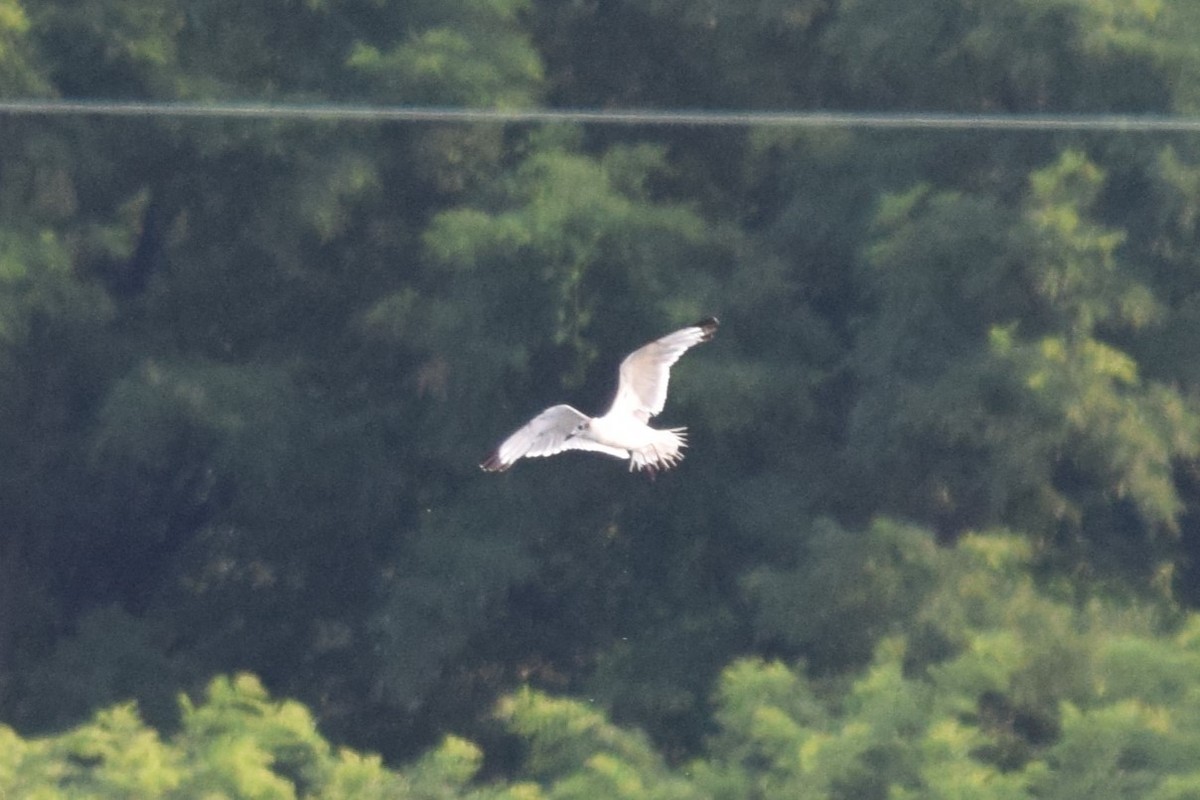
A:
7,0,1200,796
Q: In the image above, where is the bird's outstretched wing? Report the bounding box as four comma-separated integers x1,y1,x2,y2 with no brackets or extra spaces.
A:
480,404,627,472
606,317,718,423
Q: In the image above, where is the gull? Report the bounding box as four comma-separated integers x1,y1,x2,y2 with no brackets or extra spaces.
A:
481,317,718,474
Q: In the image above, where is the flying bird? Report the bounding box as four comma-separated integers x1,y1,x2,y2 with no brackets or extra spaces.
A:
481,317,718,474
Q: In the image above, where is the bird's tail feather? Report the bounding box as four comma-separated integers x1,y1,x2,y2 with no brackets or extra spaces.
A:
629,427,688,474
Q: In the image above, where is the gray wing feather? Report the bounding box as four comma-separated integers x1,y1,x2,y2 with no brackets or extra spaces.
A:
481,404,625,471
607,317,718,422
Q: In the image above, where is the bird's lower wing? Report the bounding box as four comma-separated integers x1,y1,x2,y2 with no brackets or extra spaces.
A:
608,317,718,422
562,438,629,461
481,404,624,471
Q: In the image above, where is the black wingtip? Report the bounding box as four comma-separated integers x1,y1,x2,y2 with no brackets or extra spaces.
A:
480,451,509,472
693,316,719,341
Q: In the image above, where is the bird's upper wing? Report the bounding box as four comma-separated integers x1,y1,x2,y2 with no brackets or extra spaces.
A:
480,404,626,472
606,317,718,423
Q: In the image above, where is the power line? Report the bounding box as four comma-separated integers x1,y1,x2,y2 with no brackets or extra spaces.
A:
3,98,1200,131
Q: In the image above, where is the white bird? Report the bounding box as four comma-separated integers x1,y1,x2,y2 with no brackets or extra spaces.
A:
481,317,718,474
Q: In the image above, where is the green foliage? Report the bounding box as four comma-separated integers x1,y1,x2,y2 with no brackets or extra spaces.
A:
0,674,417,798
707,525,1200,799
0,0,45,94
9,0,1200,789
0,227,110,347
743,518,941,671
498,687,698,799
13,523,1200,798
370,491,535,709
822,0,1170,111
8,606,187,732
420,143,718,369
347,0,542,107
848,150,1200,553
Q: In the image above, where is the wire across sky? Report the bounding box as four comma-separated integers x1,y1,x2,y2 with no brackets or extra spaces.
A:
3,99,1200,132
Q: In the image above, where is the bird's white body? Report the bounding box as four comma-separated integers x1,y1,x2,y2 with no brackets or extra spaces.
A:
481,318,717,474
587,413,686,471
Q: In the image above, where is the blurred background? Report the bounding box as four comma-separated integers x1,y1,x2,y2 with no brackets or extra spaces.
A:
6,0,1200,795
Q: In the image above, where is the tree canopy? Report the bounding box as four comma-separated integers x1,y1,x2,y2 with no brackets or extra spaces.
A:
6,0,1200,794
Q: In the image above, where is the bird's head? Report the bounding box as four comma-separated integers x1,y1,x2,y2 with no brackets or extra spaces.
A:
568,420,590,438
